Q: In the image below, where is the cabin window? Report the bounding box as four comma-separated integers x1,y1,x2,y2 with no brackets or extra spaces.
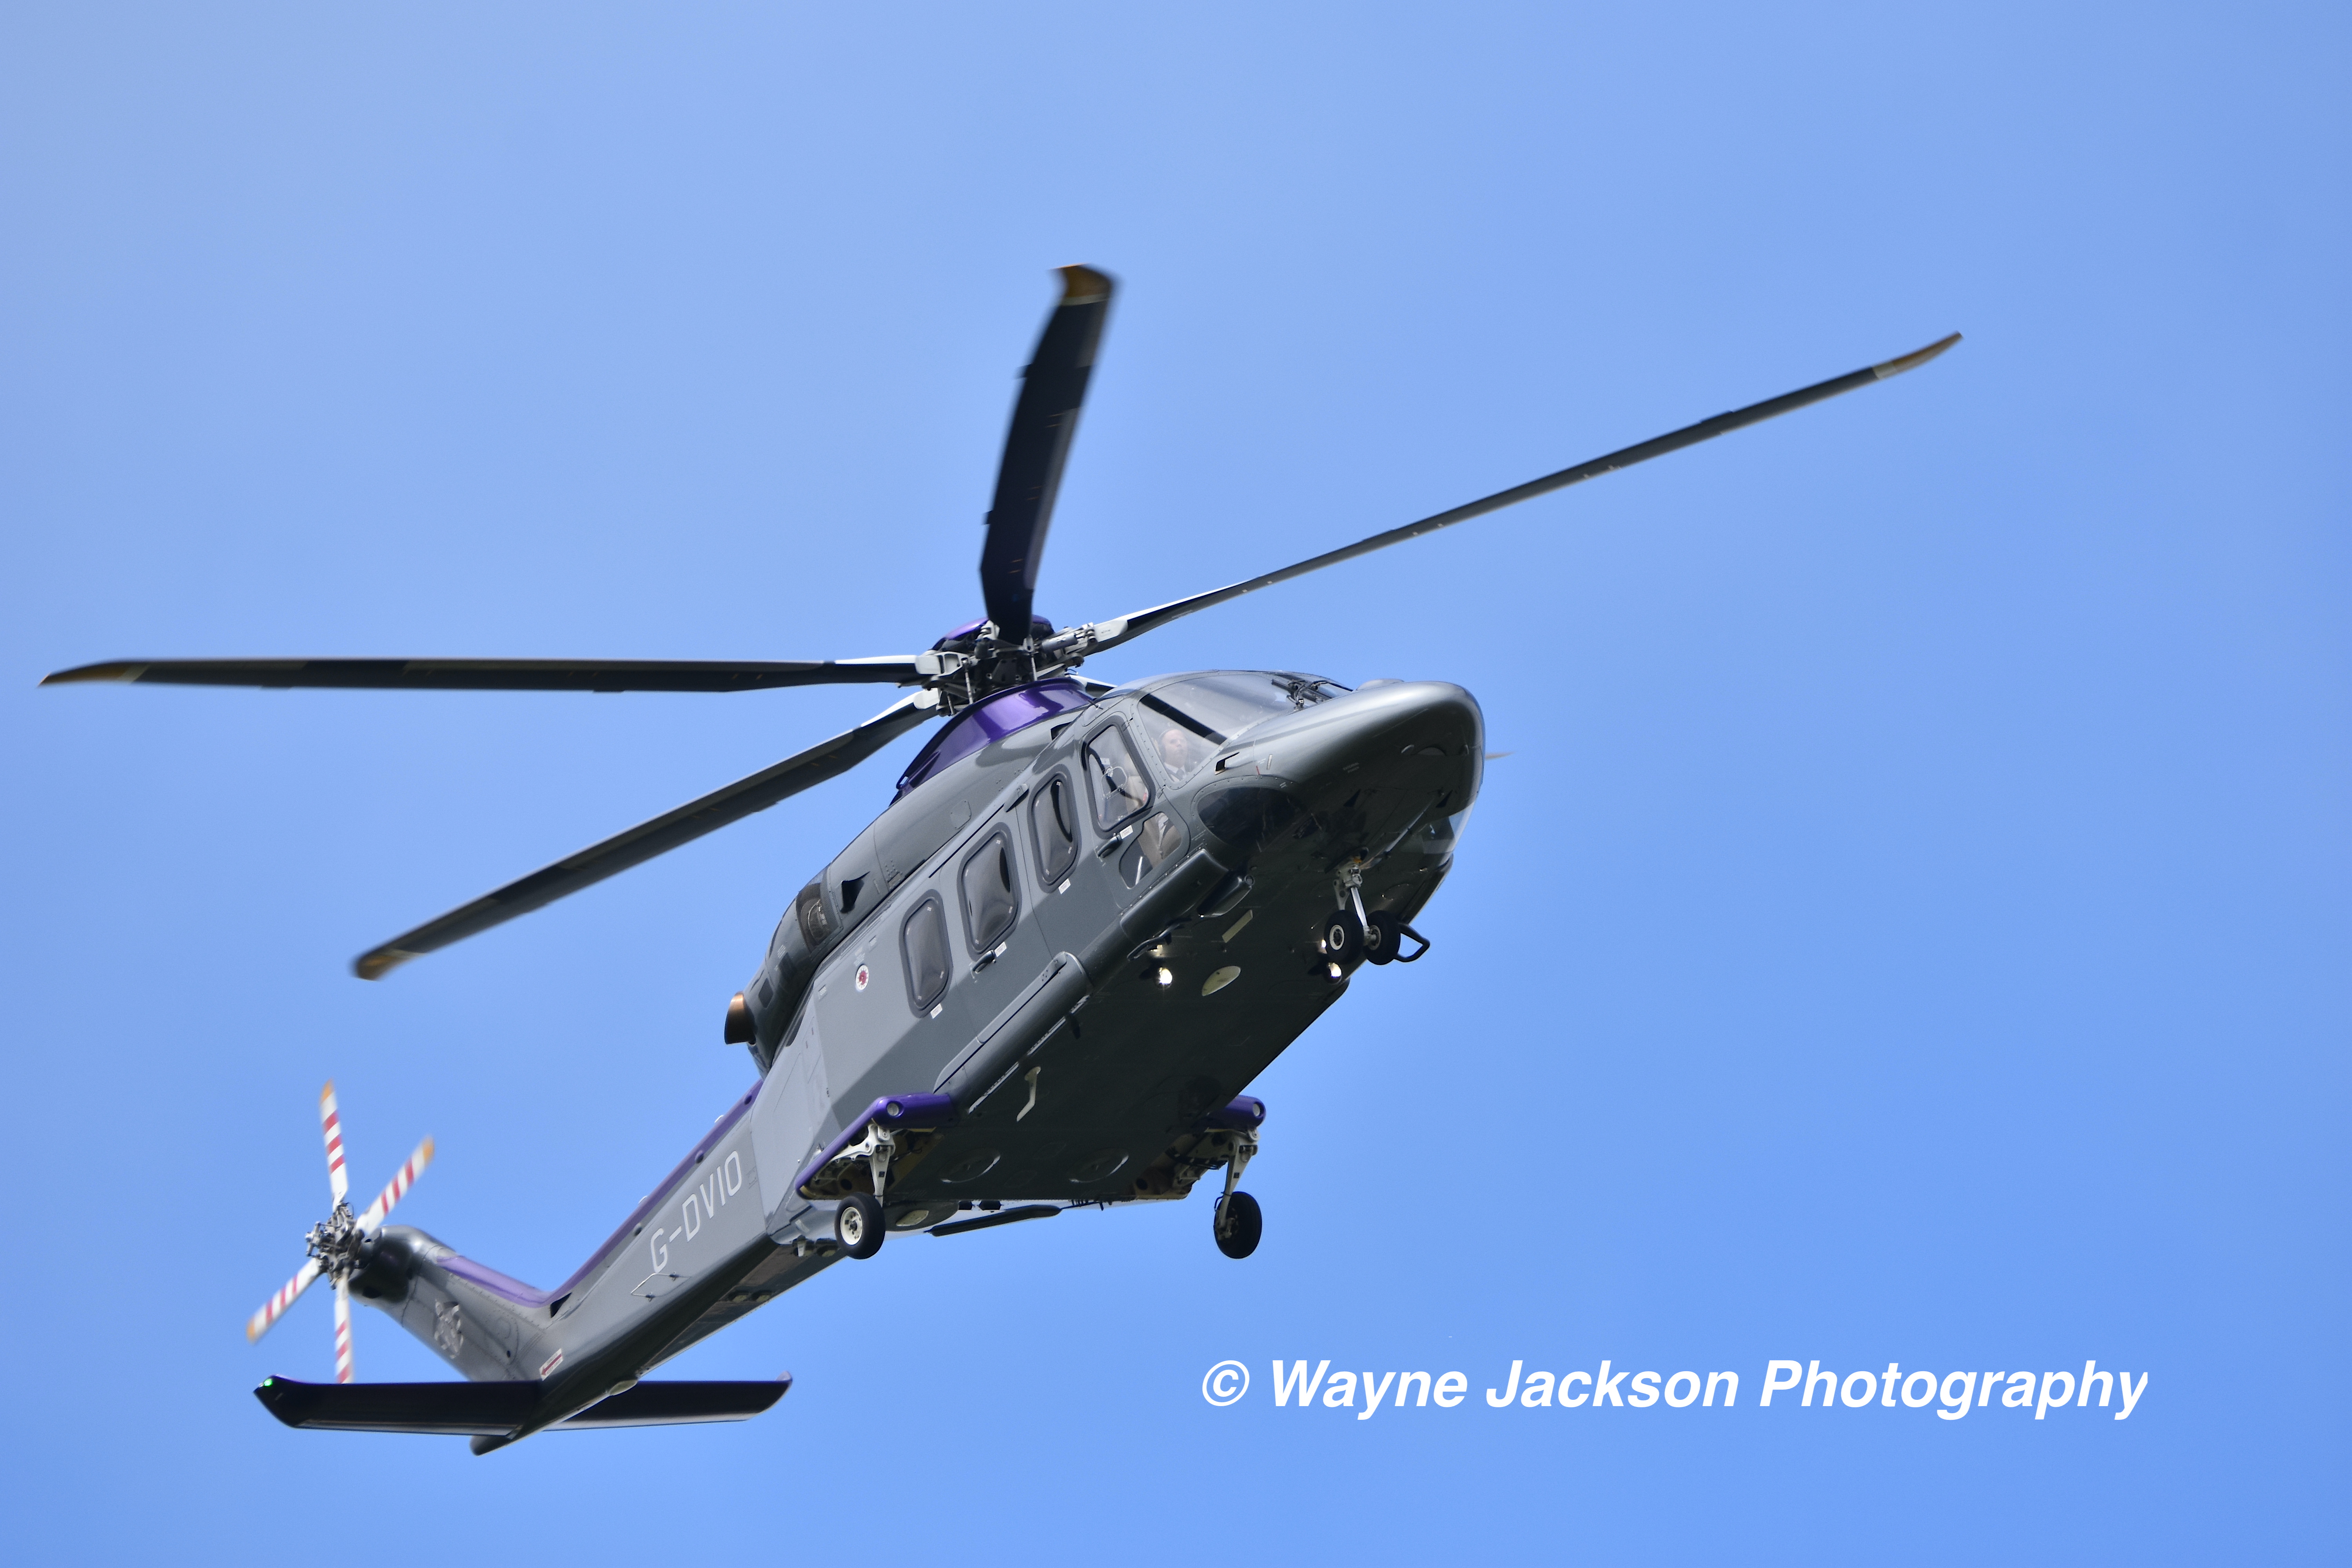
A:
902,898,949,1012
794,880,835,949
960,831,1020,952
1118,811,1185,887
1031,770,1080,885
1083,723,1152,831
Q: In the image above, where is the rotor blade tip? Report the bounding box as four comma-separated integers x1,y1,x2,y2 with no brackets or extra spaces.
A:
1056,264,1113,304
1873,332,1963,379
319,1081,335,1103
353,948,413,981
40,662,143,685
421,1135,436,1164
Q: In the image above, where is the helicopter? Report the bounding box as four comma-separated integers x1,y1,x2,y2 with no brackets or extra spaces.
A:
44,266,1956,1452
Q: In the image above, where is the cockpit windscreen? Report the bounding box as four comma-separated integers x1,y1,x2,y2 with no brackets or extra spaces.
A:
1136,672,1342,780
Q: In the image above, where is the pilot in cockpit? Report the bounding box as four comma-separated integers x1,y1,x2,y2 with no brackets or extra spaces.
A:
1152,719,1216,780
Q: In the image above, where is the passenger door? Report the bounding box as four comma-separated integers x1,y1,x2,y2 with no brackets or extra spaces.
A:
950,820,1054,1059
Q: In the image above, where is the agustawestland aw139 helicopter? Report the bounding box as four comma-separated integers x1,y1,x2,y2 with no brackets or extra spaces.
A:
46,267,1956,1452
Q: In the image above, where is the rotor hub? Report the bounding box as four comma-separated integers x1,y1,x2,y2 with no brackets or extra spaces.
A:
920,615,1083,713
303,1201,368,1284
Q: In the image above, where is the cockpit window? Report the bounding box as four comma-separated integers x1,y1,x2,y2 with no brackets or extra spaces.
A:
1118,811,1185,887
1082,723,1152,830
1138,693,1220,780
1136,672,1340,779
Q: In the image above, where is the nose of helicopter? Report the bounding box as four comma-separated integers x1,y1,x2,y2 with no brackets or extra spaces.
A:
1223,679,1484,804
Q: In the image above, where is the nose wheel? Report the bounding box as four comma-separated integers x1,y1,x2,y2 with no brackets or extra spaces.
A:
1326,864,1434,970
1213,1191,1262,1259
1363,911,1430,965
1320,909,1365,967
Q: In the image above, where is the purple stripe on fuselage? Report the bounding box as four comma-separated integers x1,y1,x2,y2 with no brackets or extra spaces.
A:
893,679,1092,798
438,1254,555,1307
439,1085,759,1310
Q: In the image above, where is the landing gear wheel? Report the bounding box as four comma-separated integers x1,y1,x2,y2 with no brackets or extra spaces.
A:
1320,909,1365,968
835,1192,884,1259
1371,912,1432,964
1213,1190,1262,1259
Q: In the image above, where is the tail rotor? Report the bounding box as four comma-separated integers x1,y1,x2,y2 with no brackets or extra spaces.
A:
246,1081,433,1385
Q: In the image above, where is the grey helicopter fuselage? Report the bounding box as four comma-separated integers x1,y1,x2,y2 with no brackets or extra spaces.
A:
352,668,1480,1445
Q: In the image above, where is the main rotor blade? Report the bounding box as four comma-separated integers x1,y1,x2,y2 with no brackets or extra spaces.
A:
978,265,1115,636
1063,334,1961,659
353,691,940,979
40,656,924,692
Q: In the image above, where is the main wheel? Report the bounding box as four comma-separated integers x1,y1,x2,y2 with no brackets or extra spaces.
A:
1213,1190,1263,1259
835,1192,885,1259
1363,911,1406,965
1321,909,1365,968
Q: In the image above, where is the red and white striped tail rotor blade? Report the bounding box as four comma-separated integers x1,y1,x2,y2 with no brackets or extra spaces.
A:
247,1258,321,1344
333,1278,355,1384
357,1135,434,1233
318,1082,349,1205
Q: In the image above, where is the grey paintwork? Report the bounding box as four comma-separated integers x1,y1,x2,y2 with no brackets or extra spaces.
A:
347,672,1480,1447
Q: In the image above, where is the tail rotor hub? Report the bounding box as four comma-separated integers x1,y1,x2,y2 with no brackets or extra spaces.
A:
245,1081,434,1383
303,1201,368,1284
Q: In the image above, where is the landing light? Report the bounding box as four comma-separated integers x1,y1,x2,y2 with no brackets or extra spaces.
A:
1156,967,1173,987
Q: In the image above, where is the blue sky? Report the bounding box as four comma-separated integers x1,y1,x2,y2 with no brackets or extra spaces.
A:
3,4,2344,1561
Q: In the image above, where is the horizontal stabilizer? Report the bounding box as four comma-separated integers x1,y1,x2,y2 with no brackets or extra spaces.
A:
254,1375,789,1434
